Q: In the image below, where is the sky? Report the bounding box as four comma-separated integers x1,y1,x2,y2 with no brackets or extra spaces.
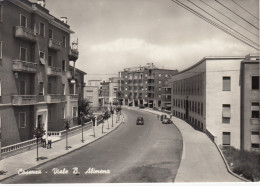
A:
38,0,259,81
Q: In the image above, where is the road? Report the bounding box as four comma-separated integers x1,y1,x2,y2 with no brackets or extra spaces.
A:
3,108,183,183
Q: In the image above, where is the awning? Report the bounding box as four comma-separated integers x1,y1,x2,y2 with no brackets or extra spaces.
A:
39,58,46,65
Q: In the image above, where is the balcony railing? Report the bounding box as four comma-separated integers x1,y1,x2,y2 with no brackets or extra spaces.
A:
68,48,79,61
47,66,62,76
15,26,37,42
13,60,37,73
12,95,37,105
67,94,78,102
46,94,61,103
48,38,62,51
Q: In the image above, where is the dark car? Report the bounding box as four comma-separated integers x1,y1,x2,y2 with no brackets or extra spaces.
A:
160,114,167,121
136,117,144,125
162,118,173,124
139,105,145,109
153,107,158,110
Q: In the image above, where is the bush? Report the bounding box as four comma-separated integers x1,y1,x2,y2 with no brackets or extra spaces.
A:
221,146,260,181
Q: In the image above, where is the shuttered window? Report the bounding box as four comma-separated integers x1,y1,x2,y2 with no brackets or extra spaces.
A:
223,132,230,145
251,102,259,119
223,77,231,91
222,104,231,118
19,112,26,128
252,76,259,90
251,131,260,144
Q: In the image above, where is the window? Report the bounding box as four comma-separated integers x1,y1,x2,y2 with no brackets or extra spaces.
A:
49,29,53,39
20,81,26,95
62,35,66,47
159,74,161,77
19,112,26,128
159,81,161,84
159,88,161,91
222,132,231,145
0,79,1,97
61,108,65,119
20,14,27,27
39,22,45,37
252,76,259,90
0,41,2,59
251,131,260,149
158,95,161,98
165,74,168,78
223,77,231,91
48,109,51,122
222,104,231,118
62,60,66,71
39,82,44,95
62,84,65,95
20,47,26,61
48,55,52,67
0,4,3,22
72,107,78,117
251,102,259,119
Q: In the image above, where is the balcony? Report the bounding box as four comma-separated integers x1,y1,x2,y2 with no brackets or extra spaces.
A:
46,94,61,103
68,48,79,61
47,66,62,76
15,26,37,43
48,38,62,51
147,76,155,79
67,94,78,102
147,83,154,86
250,118,260,125
13,60,37,73
12,95,37,106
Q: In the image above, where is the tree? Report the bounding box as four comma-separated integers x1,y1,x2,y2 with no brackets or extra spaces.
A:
34,123,45,161
78,96,91,117
64,117,72,150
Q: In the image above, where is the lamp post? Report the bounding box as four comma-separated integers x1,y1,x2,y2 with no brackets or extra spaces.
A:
110,103,114,127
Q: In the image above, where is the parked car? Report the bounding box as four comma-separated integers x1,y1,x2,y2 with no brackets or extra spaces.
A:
160,114,167,121
139,105,145,109
153,107,158,110
136,117,144,125
162,118,173,124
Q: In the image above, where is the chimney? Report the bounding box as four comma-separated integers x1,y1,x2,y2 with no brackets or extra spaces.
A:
37,0,46,7
60,17,68,24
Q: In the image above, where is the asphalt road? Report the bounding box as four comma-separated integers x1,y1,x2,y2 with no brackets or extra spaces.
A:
3,108,183,183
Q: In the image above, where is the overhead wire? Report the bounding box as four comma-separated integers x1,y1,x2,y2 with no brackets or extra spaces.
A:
214,0,259,30
231,0,259,20
170,0,259,51
187,0,259,47
199,0,259,37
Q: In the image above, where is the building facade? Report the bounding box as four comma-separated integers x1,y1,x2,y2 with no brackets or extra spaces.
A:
170,57,244,149
0,0,85,154
108,77,119,105
118,63,178,108
84,80,101,108
240,54,260,152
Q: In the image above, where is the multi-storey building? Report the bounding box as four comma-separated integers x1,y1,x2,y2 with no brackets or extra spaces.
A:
170,56,244,149
0,0,85,155
118,63,178,108
99,81,110,106
240,54,260,152
108,77,119,105
84,80,101,108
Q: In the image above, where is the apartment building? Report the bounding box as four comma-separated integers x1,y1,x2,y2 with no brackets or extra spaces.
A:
108,77,119,105
84,80,101,108
240,54,260,152
99,81,110,106
170,56,244,149
0,0,85,154
118,63,178,108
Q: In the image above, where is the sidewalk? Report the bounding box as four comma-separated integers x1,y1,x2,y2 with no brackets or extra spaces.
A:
0,114,123,182
129,107,242,182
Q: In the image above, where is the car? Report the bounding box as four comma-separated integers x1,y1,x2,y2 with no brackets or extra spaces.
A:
162,118,173,124
139,105,145,109
136,117,144,125
160,114,167,121
153,107,158,110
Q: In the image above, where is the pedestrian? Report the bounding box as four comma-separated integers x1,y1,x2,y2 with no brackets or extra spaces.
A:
170,113,172,119
157,114,160,120
122,114,125,123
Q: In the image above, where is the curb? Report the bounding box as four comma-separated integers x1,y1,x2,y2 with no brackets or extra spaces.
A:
214,144,251,182
0,120,123,182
